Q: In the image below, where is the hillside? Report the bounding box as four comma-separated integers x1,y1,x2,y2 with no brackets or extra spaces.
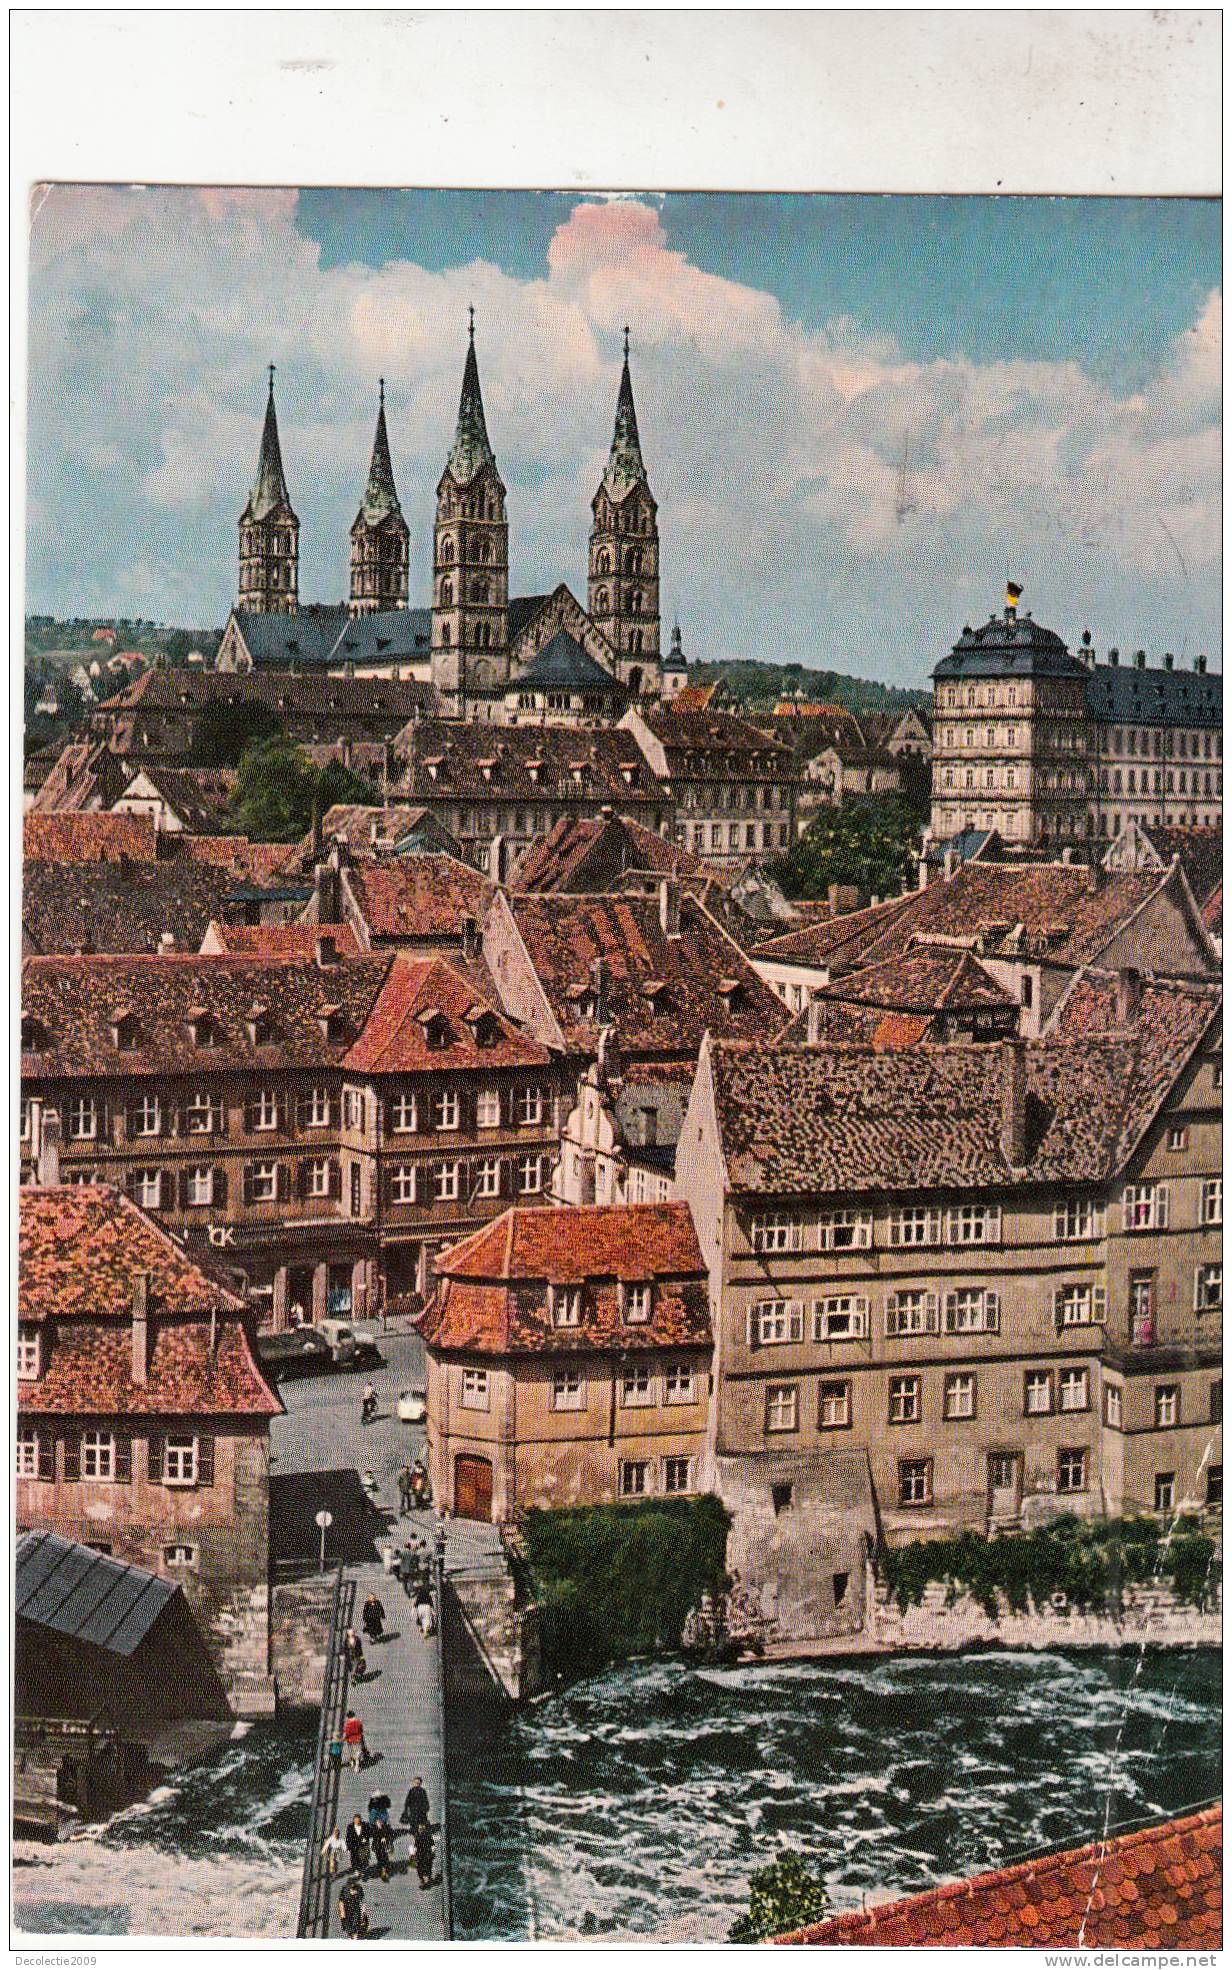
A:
691,657,929,712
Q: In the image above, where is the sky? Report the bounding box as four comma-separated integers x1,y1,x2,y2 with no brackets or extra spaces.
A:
24,187,1221,687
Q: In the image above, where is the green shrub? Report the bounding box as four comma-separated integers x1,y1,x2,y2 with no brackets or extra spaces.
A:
729,1853,830,1944
882,1515,1219,1619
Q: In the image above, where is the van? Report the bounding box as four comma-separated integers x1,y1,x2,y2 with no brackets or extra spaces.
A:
319,1318,379,1366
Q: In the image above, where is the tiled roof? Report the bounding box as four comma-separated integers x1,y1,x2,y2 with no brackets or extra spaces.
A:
516,630,627,695
167,835,301,883
1202,881,1222,936
19,1313,282,1418
28,738,128,813
815,945,1013,1013
345,855,495,942
934,610,1087,680
509,813,726,895
343,953,550,1074
635,706,797,774
754,891,919,966
418,1203,711,1356
201,920,362,959
506,892,788,1059
121,765,237,830
1087,658,1221,729
670,682,722,714
20,1185,242,1321
22,950,393,1077
777,1806,1222,1950
22,859,246,956
1143,825,1223,906
24,811,159,863
1045,966,1221,1072
99,665,433,722
708,1010,1217,1196
396,719,661,803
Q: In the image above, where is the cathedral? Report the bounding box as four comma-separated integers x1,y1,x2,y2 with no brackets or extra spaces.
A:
217,324,687,717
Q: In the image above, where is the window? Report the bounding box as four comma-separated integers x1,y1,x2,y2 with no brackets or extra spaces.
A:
250,1088,278,1132
391,1092,418,1133
765,1384,799,1433
516,1154,543,1195
82,1431,116,1481
664,1361,696,1405
20,1097,31,1141
1025,1370,1054,1416
130,1094,162,1137
66,1095,97,1140
307,1159,332,1199
476,1088,501,1129
432,1090,460,1131
624,1282,652,1324
1211,1381,1222,1424
163,1434,199,1485
16,1430,40,1477
662,1456,693,1496
946,1204,1001,1246
819,1380,851,1429
552,1368,583,1411
186,1166,214,1207
515,1087,545,1127
1201,1177,1222,1225
885,1290,939,1337
753,1300,804,1346
552,1286,582,1329
1154,1471,1176,1513
474,1157,500,1199
1206,1465,1222,1508
1124,1182,1169,1231
944,1288,1000,1334
133,1168,163,1209
813,1296,869,1341
898,1458,932,1506
1055,1283,1106,1328
989,1452,1017,1493
620,1460,650,1498
247,1161,278,1204
1054,1197,1104,1241
1059,1367,1090,1413
390,1164,416,1205
1104,1383,1123,1429
460,1367,489,1411
1167,1125,1189,1152
888,1375,921,1425
1154,1385,1180,1428
1194,1263,1222,1311
750,1211,804,1253
16,1327,41,1380
817,1209,872,1252
944,1372,977,1420
304,1086,332,1129
186,1091,221,1135
343,1088,364,1130
888,1207,944,1248
433,1161,460,1203
163,1543,198,1568
1057,1448,1087,1495
621,1361,654,1408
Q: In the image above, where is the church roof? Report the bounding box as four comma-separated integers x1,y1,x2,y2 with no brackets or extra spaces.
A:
516,631,626,696
934,610,1086,680
662,624,687,673
445,324,499,486
356,383,403,529
242,370,296,524
601,340,650,504
228,605,431,670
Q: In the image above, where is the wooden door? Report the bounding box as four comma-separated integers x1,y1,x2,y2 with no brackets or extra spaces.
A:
454,1454,493,1522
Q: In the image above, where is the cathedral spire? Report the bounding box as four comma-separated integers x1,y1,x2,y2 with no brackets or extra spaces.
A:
244,364,294,523
359,377,401,526
446,312,497,484
602,327,648,503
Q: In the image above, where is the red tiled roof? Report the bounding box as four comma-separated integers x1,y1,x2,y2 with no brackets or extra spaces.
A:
818,945,1014,1013
120,765,237,830
1202,880,1222,936
777,1806,1222,1950
418,1203,711,1356
20,1185,242,1321
24,811,159,863
201,920,362,958
636,705,797,773
670,682,722,714
169,836,300,881
18,1314,282,1418
345,855,494,942
1143,824,1223,907
343,953,550,1074
510,813,729,895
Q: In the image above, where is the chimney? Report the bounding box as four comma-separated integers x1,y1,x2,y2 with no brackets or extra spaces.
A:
35,1103,61,1188
1164,652,1175,672
316,931,339,969
131,1270,151,1386
460,913,479,963
1116,965,1142,1026
943,849,958,880
158,930,176,955
1000,1038,1028,1169
806,996,823,1046
314,858,341,923
589,955,607,1025
1135,649,1147,670
311,798,323,864
659,877,681,937
487,834,508,885
1060,845,1073,866
1108,648,1120,667
1196,654,1208,675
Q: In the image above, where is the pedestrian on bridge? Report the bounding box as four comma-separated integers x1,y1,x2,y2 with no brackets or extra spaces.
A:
362,1592,387,1644
414,1817,435,1891
344,1812,371,1876
401,1776,430,1836
414,1584,437,1637
320,1825,345,1877
371,1819,394,1884
338,1875,369,1940
367,1791,391,1831
343,1711,369,1771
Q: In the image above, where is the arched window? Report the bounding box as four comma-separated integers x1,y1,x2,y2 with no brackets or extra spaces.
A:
440,579,453,606
478,622,491,649
596,588,609,613
630,591,643,615
440,623,451,646
631,629,643,653
472,579,489,604
441,537,454,563
625,549,640,574
597,550,610,575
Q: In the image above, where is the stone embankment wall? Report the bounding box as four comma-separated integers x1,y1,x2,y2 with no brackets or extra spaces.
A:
443,1557,543,1707
869,1573,1222,1653
271,1576,335,1709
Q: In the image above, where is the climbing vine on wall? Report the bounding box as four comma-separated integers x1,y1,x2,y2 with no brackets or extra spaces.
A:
882,1516,1220,1621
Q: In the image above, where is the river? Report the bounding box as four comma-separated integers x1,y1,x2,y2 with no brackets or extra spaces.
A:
13,1650,1220,1943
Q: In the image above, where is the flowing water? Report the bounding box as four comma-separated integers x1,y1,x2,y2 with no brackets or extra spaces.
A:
12,1651,1220,1943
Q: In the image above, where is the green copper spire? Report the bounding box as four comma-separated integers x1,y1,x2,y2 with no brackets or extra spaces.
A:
244,364,295,522
601,327,648,503
446,310,497,485
359,378,402,526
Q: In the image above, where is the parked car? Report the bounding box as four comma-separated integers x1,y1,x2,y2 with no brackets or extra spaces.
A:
318,1318,381,1366
397,1387,427,1424
255,1326,332,1378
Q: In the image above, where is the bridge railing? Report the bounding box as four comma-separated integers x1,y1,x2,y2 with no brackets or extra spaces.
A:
295,1564,354,1940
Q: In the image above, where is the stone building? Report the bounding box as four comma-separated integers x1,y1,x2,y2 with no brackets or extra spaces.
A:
418,1202,712,1521
350,381,410,616
17,1183,282,1712
237,368,298,615
1087,648,1222,837
91,666,433,760
619,705,799,864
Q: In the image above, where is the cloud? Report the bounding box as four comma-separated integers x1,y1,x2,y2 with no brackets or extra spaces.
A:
24,188,1221,675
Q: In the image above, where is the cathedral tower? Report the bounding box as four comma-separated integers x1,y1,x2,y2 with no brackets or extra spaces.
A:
238,366,299,614
349,381,410,616
588,331,660,695
431,314,509,715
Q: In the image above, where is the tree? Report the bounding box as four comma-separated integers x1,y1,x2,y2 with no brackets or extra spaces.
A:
769,793,921,903
729,1853,831,1944
228,737,380,843
191,696,284,767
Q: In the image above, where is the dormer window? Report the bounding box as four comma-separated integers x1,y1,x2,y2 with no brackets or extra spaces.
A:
465,1006,500,1048
643,979,670,1007
479,758,497,782
527,758,544,784
550,1284,582,1329
619,762,637,784
187,1004,218,1048
318,1005,348,1045
623,1281,653,1324
718,976,744,1011
425,756,445,782
419,1007,450,1050
111,1009,138,1050
247,1002,273,1047
21,1015,48,1052
570,763,587,787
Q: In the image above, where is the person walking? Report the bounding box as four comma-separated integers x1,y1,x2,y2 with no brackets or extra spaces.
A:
414,1818,435,1891
361,1382,378,1426
367,1791,391,1832
342,1711,368,1772
344,1812,371,1877
396,1542,418,1599
414,1584,436,1638
344,1626,363,1673
320,1825,345,1877
371,1819,394,1884
410,1459,430,1511
338,1874,369,1940
361,1593,386,1645
400,1777,430,1836
397,1463,414,1515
